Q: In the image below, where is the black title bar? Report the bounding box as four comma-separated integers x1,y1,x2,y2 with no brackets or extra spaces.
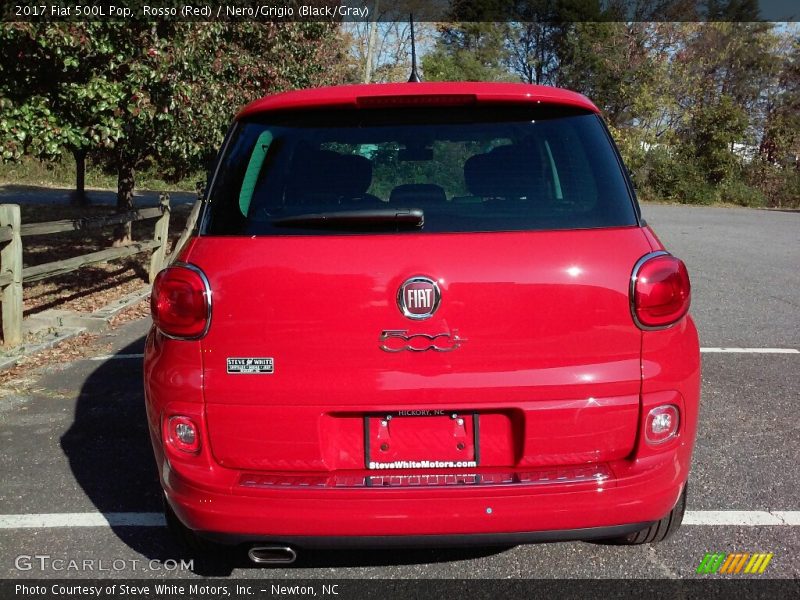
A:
2,0,799,22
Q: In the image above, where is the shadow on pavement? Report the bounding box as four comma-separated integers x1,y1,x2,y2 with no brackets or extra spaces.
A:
0,184,196,206
61,334,507,576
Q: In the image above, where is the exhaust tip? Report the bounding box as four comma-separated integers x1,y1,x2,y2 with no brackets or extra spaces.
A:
248,545,297,565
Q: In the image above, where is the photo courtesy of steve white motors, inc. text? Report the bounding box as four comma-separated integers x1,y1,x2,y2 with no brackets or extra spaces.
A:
14,583,341,597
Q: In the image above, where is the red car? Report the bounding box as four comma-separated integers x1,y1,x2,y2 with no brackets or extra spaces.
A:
144,82,699,563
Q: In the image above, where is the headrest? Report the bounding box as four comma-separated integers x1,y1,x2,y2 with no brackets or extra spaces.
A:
464,145,543,199
336,154,373,195
389,184,447,205
288,149,372,197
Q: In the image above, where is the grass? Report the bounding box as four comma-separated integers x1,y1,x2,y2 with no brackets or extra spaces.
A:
0,154,202,193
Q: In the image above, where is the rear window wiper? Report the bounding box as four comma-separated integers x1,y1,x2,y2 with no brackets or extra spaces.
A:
271,208,424,230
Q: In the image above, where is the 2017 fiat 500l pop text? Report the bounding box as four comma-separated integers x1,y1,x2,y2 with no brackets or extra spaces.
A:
144,82,699,563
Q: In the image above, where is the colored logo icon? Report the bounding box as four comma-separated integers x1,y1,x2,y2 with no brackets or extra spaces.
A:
696,552,773,574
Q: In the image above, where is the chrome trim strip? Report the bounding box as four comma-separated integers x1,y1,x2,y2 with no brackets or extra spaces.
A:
629,250,676,331
156,261,212,341
239,465,611,490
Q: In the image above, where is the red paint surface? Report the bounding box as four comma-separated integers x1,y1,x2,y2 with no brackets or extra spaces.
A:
237,82,599,119
144,227,700,539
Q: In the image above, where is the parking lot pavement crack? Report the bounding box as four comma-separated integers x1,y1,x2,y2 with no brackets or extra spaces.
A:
768,511,800,525
769,511,788,525
645,546,678,579
766,294,800,309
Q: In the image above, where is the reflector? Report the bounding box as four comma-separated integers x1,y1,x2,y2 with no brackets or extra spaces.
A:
645,405,680,445
166,416,201,454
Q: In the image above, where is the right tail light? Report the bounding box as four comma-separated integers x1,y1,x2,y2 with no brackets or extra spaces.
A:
151,264,211,339
631,252,691,329
645,405,680,445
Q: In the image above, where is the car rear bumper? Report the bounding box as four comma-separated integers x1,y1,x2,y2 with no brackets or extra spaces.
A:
162,450,689,544
198,523,653,548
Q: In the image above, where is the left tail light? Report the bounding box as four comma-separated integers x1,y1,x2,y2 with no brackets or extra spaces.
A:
151,264,211,339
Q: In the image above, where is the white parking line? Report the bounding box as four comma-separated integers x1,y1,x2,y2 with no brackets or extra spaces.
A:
684,511,800,526
0,513,165,528
1,511,799,529
700,348,799,354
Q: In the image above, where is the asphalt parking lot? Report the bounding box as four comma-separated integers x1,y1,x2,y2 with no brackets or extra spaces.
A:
0,203,798,580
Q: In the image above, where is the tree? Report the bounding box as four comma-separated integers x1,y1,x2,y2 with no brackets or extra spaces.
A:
343,20,436,84
0,24,128,205
504,0,603,86
422,22,512,82
506,21,566,85
760,33,800,164
0,22,345,241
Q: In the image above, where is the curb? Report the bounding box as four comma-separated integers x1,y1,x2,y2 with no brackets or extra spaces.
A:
0,286,150,373
0,327,87,372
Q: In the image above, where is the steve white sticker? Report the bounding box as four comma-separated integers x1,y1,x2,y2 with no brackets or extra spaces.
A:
226,358,274,374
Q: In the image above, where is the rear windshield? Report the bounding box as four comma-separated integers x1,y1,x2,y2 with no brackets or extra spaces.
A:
203,107,638,235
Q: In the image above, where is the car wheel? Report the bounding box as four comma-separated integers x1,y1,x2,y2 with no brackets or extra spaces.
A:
163,497,217,554
604,483,687,545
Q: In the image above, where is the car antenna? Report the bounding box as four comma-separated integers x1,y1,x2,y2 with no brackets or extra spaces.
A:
408,13,421,83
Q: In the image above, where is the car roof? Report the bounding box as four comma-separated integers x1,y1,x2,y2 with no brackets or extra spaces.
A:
237,82,599,119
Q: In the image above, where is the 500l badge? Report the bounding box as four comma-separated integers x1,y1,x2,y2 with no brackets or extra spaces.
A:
379,330,463,353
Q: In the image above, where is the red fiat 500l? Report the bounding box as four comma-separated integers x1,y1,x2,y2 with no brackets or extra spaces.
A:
144,82,699,563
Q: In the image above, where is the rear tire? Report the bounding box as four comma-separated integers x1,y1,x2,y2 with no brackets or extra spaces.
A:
604,483,687,545
163,497,217,554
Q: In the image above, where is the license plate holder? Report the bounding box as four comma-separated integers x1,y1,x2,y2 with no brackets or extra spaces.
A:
365,411,480,469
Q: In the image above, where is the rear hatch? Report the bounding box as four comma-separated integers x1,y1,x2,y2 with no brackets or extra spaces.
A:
191,104,651,472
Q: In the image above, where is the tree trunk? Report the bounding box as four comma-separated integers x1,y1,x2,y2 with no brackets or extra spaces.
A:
70,148,89,206
364,3,379,84
113,162,135,246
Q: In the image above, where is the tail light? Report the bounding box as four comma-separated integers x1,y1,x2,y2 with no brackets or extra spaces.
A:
151,264,211,339
631,252,691,329
164,415,201,454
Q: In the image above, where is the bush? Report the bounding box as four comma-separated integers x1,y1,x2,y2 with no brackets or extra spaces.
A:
669,176,714,204
745,160,800,209
637,147,715,204
718,178,766,207
784,170,800,208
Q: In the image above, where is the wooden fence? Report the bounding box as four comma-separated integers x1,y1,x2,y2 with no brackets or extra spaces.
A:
0,194,171,346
